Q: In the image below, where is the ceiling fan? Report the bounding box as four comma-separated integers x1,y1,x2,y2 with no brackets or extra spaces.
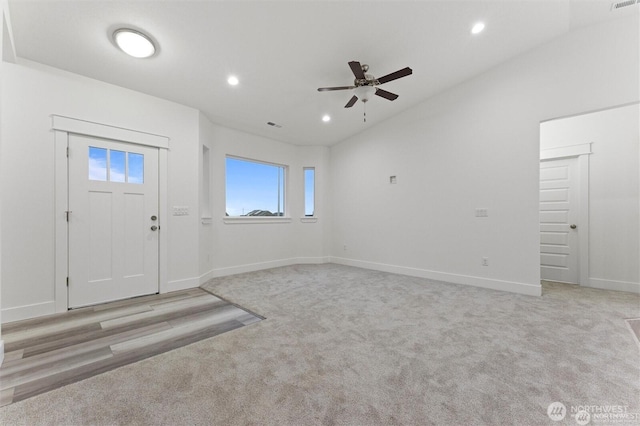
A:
317,61,413,108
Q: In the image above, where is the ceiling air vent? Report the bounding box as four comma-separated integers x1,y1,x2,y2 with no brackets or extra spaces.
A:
267,121,282,128
611,0,637,10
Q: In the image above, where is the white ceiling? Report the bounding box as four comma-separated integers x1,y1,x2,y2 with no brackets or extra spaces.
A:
7,0,636,146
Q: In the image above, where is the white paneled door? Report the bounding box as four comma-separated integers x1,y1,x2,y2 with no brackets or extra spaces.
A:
68,134,159,308
540,158,579,284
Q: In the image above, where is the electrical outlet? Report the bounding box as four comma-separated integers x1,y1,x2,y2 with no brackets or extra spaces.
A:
343,244,347,251
482,257,489,266
475,208,488,217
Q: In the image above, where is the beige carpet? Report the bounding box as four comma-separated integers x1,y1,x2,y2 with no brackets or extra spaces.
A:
626,318,640,348
0,264,638,425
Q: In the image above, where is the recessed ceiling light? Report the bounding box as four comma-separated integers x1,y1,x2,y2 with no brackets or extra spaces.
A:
113,28,156,58
227,76,239,86
322,115,331,122
471,22,485,35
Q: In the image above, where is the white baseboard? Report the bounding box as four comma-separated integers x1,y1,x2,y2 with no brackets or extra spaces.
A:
330,257,542,297
0,339,4,367
200,256,330,285
295,256,331,265
1,300,56,324
586,278,640,294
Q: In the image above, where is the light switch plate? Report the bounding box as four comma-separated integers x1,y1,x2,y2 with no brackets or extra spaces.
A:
475,208,488,217
173,206,189,216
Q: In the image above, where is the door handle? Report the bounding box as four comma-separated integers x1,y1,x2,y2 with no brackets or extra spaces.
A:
150,225,158,231
570,224,577,229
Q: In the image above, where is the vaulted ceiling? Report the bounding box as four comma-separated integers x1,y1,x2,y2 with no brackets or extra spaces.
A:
7,1,636,146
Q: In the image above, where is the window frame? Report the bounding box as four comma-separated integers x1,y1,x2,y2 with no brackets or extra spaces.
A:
88,146,144,184
223,155,291,224
303,167,315,218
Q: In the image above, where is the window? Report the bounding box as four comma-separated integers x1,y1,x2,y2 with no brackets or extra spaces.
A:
128,153,144,184
304,167,315,217
89,146,144,184
89,147,108,181
110,150,126,183
225,156,286,217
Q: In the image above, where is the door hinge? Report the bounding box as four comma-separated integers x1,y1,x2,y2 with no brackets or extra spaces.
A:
65,211,71,222
66,277,69,287
66,147,70,158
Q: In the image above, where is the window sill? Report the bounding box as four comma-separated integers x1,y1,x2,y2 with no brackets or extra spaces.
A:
223,217,292,225
300,217,318,223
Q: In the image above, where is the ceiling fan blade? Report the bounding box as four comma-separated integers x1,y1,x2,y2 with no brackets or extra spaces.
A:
344,95,358,108
375,88,399,101
317,86,356,92
376,67,413,85
348,61,366,80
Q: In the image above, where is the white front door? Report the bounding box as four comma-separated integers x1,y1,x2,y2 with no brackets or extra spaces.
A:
540,158,579,284
68,134,159,308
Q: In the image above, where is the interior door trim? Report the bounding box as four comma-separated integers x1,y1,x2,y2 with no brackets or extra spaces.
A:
540,143,591,286
53,117,169,313
540,142,592,161
52,115,169,149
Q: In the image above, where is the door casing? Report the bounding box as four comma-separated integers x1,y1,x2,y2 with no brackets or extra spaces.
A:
53,115,169,312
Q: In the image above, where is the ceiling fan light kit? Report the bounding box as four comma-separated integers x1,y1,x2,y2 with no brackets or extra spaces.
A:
354,85,375,103
318,61,413,122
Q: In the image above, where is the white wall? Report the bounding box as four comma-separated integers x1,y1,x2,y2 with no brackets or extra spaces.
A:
541,103,640,292
0,0,10,363
0,8,3,365
198,115,330,281
1,59,200,322
0,0,16,362
329,14,639,296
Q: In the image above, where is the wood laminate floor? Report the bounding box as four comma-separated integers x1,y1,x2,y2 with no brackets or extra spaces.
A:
0,288,263,407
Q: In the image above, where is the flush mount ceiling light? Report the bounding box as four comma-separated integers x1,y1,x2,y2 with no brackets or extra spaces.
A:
322,115,331,122
113,28,156,58
227,75,239,86
471,22,486,35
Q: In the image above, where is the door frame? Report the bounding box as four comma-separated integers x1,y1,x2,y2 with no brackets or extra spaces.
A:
53,115,169,312
540,142,592,286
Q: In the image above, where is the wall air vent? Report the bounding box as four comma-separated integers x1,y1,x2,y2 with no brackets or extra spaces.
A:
611,0,637,10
